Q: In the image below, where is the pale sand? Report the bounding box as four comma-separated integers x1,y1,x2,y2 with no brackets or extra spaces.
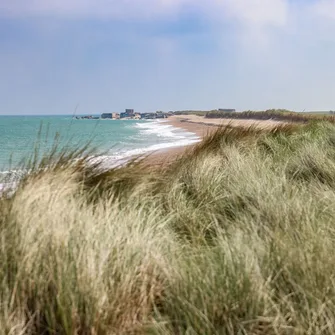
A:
142,115,286,167
168,114,287,132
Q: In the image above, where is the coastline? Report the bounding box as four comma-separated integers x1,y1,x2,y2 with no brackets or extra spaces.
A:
0,115,288,194
141,116,220,167
165,115,220,137
167,114,287,131
142,115,287,167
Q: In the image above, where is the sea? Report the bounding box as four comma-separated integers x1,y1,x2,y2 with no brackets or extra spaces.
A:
0,115,200,186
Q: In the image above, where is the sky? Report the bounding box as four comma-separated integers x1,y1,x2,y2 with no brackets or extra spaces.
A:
1,0,335,115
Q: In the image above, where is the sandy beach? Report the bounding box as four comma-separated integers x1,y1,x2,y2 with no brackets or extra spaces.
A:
167,114,286,133
143,115,286,167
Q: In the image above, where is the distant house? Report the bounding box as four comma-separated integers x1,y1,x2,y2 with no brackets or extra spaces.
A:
142,113,156,119
155,111,167,119
125,109,134,116
218,109,236,113
101,113,113,119
120,109,135,118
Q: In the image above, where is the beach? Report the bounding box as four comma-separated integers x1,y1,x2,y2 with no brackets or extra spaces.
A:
143,115,286,167
168,114,287,132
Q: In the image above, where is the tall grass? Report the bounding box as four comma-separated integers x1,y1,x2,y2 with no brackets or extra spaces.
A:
2,121,335,334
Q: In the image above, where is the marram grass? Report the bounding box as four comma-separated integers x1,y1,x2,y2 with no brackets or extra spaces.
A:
2,122,335,334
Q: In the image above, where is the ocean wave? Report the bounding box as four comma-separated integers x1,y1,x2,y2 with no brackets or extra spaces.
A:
94,119,201,168
0,120,201,192
134,120,195,139
94,136,200,170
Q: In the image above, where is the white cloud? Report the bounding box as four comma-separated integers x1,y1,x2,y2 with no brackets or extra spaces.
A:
2,2,335,113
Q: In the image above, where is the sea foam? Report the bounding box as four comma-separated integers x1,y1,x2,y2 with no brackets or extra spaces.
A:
96,120,200,168
0,119,200,192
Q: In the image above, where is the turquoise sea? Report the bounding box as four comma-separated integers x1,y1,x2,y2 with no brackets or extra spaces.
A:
0,115,199,181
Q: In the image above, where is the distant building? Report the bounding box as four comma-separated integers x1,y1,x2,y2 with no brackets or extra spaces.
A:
142,113,155,119
125,109,134,115
112,113,120,119
218,109,236,113
101,113,113,119
120,109,135,118
155,111,166,119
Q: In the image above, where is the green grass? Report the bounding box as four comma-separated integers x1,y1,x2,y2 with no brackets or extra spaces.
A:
205,109,335,124
173,110,212,116
2,121,335,334
303,111,334,115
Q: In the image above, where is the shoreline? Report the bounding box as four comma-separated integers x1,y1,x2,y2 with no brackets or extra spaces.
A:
0,116,287,195
142,115,287,167
164,115,220,137
141,116,220,167
0,116,287,177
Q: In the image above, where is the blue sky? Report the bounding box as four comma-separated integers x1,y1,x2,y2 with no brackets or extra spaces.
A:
1,0,335,114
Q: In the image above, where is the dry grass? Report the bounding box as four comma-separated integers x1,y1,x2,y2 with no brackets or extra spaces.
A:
2,121,335,334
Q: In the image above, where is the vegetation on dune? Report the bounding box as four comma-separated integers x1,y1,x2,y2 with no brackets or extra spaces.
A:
3,121,335,334
173,110,211,116
171,108,335,123
205,108,335,123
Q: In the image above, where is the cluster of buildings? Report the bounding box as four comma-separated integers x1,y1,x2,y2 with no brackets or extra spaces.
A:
76,108,236,120
101,109,141,120
101,109,171,120
77,109,171,120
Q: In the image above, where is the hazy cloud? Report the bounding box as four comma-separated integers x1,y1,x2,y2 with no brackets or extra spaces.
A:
217,0,288,27
1,0,335,114
313,0,335,20
0,0,289,27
